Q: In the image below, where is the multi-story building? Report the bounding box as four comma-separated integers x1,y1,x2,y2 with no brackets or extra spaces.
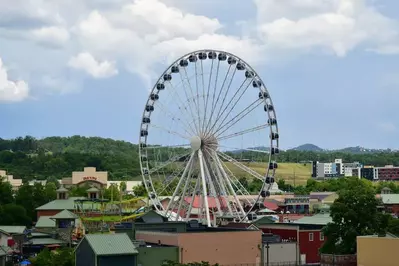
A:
374,165,399,181
312,159,363,179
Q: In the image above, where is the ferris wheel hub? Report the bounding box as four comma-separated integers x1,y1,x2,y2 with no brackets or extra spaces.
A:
190,136,202,151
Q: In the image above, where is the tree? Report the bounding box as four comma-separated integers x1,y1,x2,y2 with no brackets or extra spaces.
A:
15,182,35,221
320,177,389,254
0,203,31,226
44,182,57,202
31,247,75,266
103,184,120,201
133,182,148,197
120,181,127,194
0,178,14,205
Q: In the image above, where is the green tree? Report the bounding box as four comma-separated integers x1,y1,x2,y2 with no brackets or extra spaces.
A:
120,181,127,194
0,203,31,226
44,182,57,202
103,184,120,201
15,182,35,221
133,182,148,197
0,178,14,205
320,177,389,254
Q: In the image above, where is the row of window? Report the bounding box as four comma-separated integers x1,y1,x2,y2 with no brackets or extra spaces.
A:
308,232,324,241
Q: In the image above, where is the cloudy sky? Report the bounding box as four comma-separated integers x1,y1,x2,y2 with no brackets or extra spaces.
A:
1,0,399,149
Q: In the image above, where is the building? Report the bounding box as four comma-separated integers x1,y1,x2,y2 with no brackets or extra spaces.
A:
136,221,262,265
374,165,399,181
380,194,399,215
134,240,179,266
312,159,344,179
75,233,138,266
61,167,108,188
0,226,27,248
312,159,363,179
357,234,399,266
257,214,331,265
281,196,310,214
0,170,22,190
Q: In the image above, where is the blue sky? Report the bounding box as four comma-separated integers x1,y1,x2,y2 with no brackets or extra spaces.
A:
1,0,399,150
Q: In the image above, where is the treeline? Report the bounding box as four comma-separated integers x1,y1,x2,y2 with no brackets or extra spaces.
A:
1,136,399,182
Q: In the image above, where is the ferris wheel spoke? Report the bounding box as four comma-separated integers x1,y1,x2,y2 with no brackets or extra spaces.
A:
185,176,200,220
202,58,215,135
174,160,195,221
177,72,201,135
217,151,265,181
166,81,198,135
211,77,256,136
219,145,270,154
145,143,190,150
207,75,254,138
148,151,191,175
213,98,263,137
206,67,238,136
149,124,191,140
217,124,269,142
204,64,233,135
156,154,191,196
154,100,195,136
164,152,195,217
181,66,202,134
194,61,204,134
213,153,247,219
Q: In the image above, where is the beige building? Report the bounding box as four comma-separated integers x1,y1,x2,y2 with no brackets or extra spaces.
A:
0,170,22,190
357,234,399,266
61,167,108,188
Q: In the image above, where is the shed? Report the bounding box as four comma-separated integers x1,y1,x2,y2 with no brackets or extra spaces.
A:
75,233,138,266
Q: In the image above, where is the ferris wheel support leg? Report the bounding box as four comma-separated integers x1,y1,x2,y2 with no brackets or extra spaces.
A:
198,149,212,227
202,156,223,217
214,161,234,216
175,159,195,221
215,154,247,220
165,152,195,217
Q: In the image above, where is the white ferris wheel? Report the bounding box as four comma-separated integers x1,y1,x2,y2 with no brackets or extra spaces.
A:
138,49,279,227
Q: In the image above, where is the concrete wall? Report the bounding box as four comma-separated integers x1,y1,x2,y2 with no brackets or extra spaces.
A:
357,236,399,266
136,230,262,265
137,246,179,266
264,242,298,265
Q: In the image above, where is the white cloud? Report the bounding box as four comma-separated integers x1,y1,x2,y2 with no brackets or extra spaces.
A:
68,52,118,79
1,0,399,100
255,0,398,56
0,57,29,102
31,26,70,47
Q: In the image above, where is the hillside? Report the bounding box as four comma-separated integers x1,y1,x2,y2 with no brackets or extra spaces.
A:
1,136,399,184
290,144,324,152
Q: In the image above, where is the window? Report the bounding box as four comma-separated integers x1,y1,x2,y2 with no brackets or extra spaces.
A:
320,232,324,241
309,232,314,241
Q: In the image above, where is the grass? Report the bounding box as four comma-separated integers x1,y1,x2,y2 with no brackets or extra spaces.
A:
132,162,312,186
223,162,312,185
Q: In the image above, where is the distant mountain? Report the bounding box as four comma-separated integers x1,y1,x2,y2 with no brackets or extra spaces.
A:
289,144,324,152
227,146,269,154
334,146,392,154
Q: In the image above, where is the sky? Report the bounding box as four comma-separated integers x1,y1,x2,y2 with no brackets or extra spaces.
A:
1,0,399,150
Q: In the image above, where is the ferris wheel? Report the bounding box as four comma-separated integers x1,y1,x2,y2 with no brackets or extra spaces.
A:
138,49,279,226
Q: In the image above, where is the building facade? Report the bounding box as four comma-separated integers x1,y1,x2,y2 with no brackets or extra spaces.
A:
357,234,399,266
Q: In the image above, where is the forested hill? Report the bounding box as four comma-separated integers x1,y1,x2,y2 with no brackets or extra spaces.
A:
0,136,140,181
1,136,399,181
0,135,137,155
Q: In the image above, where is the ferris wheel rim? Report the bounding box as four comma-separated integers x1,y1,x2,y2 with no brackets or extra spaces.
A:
138,49,279,225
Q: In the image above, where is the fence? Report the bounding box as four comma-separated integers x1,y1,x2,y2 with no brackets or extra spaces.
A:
320,254,357,266
217,262,297,266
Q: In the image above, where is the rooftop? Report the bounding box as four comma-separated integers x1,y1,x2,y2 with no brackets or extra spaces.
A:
381,194,399,204
36,197,86,210
50,209,78,220
293,213,332,225
82,233,138,256
0,226,26,234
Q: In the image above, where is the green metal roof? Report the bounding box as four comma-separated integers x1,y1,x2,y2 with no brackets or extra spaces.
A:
294,214,332,225
381,194,399,204
26,238,67,245
87,187,100,192
35,216,56,228
50,209,78,220
36,197,85,210
83,233,138,256
0,226,26,234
